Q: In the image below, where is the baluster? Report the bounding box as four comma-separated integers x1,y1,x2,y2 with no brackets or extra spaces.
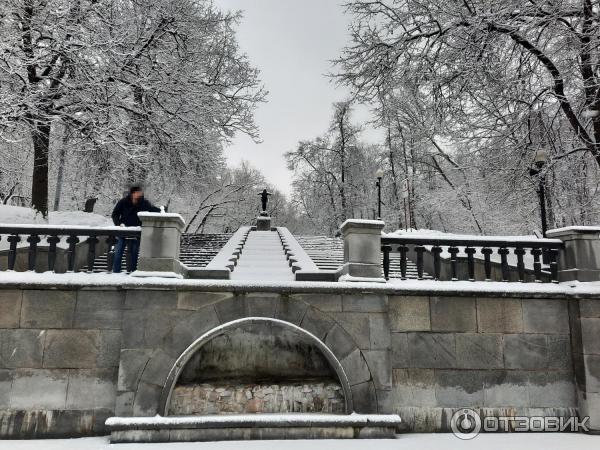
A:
7,235,20,270
47,235,60,272
498,247,510,281
431,245,442,280
399,245,408,279
86,235,99,273
531,248,542,282
549,248,559,283
515,247,526,282
481,247,493,281
27,235,41,271
448,246,459,281
415,245,425,279
106,235,117,272
66,235,79,272
382,245,391,280
465,247,476,281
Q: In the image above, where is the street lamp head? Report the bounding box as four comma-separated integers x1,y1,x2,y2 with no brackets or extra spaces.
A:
375,168,385,179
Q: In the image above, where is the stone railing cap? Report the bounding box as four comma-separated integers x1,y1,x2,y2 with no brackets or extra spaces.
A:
339,219,385,234
138,212,185,228
547,226,600,238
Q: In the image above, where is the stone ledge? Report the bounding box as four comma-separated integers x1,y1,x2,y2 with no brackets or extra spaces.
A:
106,413,401,442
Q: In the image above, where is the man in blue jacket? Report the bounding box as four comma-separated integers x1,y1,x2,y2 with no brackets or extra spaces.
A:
111,185,161,273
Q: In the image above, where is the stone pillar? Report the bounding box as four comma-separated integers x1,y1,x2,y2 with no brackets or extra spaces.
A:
133,212,186,278
546,227,600,282
338,219,385,282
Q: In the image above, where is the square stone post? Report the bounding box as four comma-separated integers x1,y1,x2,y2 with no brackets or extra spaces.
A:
546,227,600,282
338,219,385,282
132,212,186,278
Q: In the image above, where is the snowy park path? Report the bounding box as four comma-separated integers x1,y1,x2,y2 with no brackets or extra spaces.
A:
230,230,294,281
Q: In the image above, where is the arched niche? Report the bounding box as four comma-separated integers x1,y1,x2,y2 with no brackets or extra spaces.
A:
159,317,354,415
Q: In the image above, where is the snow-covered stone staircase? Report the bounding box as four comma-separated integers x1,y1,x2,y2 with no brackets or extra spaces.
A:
230,230,294,281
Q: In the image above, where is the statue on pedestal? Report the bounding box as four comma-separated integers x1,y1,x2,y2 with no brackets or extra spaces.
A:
258,189,272,213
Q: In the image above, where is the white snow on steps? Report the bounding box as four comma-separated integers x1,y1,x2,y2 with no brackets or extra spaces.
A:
230,231,294,281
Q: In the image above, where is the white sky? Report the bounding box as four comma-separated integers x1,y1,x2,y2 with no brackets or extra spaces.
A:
215,0,380,196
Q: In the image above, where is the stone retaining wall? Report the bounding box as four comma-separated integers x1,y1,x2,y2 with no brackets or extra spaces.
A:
0,283,598,438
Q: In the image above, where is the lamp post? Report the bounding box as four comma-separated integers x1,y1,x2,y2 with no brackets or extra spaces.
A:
375,169,384,220
529,149,548,237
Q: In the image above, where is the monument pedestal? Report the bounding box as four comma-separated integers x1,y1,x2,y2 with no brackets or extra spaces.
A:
256,212,271,231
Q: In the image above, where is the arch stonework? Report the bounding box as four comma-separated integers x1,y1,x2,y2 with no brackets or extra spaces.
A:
118,291,386,418
158,317,354,415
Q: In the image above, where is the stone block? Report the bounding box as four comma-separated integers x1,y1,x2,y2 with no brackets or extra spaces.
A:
584,354,600,393
290,293,342,312
389,296,430,332
391,368,436,407
43,330,100,368
350,380,377,413
455,333,503,369
0,329,45,368
430,297,476,332
0,290,22,328
503,334,548,370
133,381,162,416
66,368,117,410
125,290,178,310
581,318,600,355
42,330,119,369
391,333,409,368
140,350,176,387
476,298,523,333
214,295,248,324
117,349,153,392
244,292,279,317
522,299,569,334
340,349,371,386
0,369,12,407
74,290,124,329
363,350,391,390
580,299,600,318
300,307,334,341
177,291,234,310
272,295,306,325
369,315,391,349
435,369,484,407
408,333,456,369
342,294,387,313
324,324,356,360
528,371,576,407
10,369,68,409
334,313,370,349
162,308,220,359
582,392,600,431
483,370,529,407
115,391,135,416
547,335,572,370
20,290,75,328
122,309,187,349
96,330,122,368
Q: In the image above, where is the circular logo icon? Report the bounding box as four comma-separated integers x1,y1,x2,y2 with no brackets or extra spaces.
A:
451,408,481,440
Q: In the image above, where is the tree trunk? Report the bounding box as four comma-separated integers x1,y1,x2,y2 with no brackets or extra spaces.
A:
31,122,51,217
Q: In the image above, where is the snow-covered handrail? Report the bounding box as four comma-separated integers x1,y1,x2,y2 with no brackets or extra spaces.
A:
381,233,564,283
276,227,319,273
204,226,251,273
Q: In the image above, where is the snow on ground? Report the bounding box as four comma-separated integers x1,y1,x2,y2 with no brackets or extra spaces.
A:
0,205,115,250
0,205,112,227
2,434,598,450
